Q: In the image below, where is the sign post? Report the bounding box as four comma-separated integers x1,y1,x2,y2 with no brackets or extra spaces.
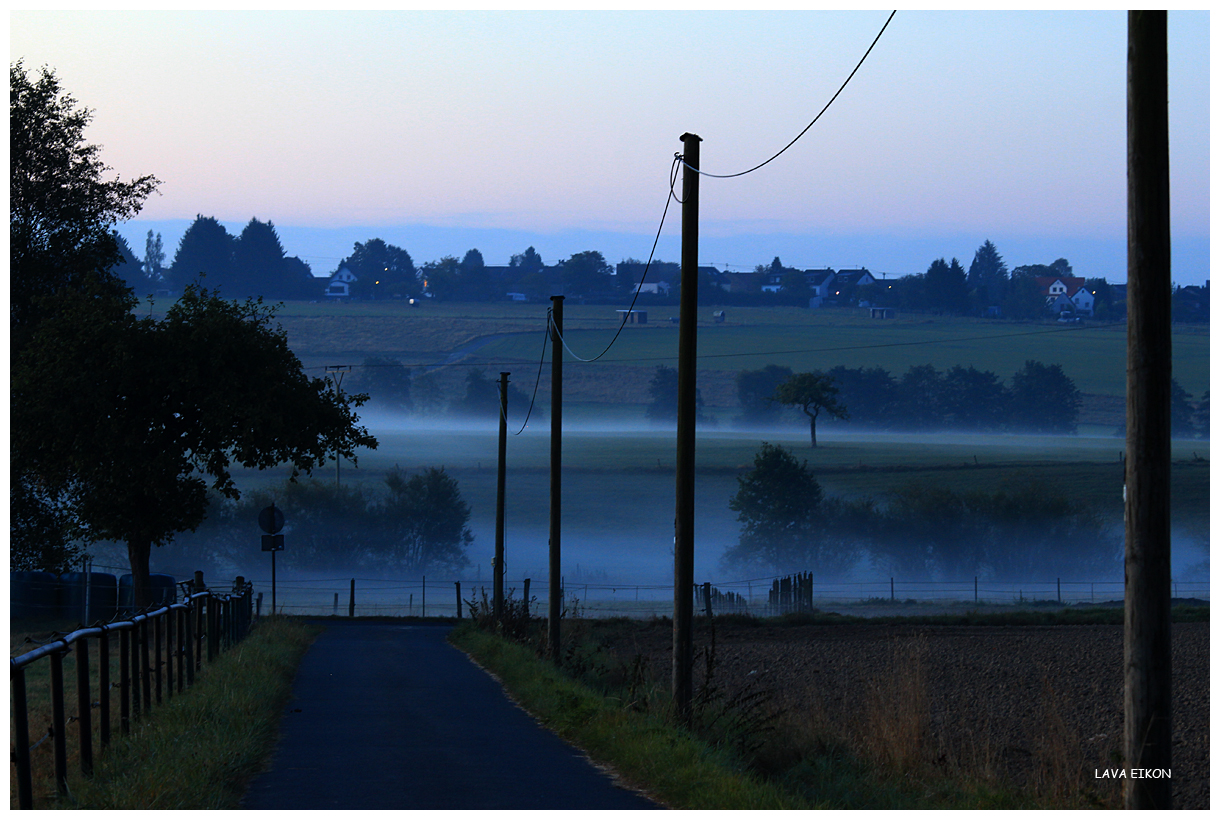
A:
259,505,285,615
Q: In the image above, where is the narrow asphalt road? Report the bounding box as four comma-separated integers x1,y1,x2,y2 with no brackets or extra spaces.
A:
240,622,660,810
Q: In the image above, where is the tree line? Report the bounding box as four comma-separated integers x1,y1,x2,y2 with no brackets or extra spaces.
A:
120,211,1200,323
334,347,1208,443
734,361,1092,437
732,362,1206,440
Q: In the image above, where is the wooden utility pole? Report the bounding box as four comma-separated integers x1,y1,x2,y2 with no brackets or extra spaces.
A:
494,371,509,620
1125,10,1172,810
548,296,564,663
673,133,701,721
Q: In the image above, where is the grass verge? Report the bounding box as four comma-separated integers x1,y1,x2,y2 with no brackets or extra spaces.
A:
37,617,319,810
449,621,1034,809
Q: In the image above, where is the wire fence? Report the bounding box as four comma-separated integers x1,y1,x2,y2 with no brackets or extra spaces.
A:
217,574,1210,619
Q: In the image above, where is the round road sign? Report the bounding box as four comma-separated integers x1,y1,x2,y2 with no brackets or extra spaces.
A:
259,504,285,535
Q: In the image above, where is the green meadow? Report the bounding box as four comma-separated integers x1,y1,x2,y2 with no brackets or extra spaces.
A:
253,301,1209,410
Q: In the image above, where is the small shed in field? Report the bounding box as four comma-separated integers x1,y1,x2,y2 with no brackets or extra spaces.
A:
616,309,648,324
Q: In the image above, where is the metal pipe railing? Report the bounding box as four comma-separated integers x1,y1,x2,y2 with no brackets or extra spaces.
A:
9,582,254,809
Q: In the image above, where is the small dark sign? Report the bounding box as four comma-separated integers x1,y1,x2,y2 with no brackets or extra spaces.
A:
261,534,285,552
258,504,285,535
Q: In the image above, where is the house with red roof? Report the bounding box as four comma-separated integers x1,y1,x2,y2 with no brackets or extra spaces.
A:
1035,276,1095,316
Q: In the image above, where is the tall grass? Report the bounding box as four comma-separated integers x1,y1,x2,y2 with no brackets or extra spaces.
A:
12,618,318,810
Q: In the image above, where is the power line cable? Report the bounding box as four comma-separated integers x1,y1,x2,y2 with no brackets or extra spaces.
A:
509,308,552,435
552,155,682,364
682,10,896,180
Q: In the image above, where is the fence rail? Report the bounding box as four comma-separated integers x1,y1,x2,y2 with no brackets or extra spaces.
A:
9,580,254,809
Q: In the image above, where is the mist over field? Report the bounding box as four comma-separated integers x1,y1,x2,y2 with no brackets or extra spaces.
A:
118,410,1203,599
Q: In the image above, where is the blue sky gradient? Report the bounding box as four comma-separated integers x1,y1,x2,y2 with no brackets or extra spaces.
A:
11,10,1210,284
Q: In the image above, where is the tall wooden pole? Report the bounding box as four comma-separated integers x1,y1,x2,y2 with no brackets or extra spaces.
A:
548,296,564,663
494,371,509,621
673,133,701,721
1125,10,1172,810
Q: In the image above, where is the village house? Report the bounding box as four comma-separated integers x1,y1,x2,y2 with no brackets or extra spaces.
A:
829,268,876,303
1035,276,1094,316
323,266,357,299
805,269,837,306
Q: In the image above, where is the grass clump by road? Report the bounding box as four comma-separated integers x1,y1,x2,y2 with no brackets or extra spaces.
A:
22,617,319,810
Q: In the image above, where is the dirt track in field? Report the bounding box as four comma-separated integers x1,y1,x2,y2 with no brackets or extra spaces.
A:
610,619,1208,809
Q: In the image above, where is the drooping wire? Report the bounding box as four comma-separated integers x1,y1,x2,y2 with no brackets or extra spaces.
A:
685,10,896,180
506,308,552,435
550,155,682,365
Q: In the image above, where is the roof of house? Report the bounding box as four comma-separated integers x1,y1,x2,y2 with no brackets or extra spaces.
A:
836,268,873,284
1035,276,1090,299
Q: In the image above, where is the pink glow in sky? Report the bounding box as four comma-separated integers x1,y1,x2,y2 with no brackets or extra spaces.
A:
9,10,1210,282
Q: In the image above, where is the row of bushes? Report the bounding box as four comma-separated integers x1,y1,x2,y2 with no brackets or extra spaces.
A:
145,468,474,578
724,443,1119,581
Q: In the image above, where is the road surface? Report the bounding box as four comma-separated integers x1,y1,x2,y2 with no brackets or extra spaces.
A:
241,621,659,810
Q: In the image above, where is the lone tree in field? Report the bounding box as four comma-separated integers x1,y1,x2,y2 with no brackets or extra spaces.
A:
771,371,848,447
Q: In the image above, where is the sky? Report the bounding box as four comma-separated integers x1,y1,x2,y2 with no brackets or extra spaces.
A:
9,9,1211,284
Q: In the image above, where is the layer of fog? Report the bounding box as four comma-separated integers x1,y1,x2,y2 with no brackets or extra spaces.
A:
106,411,1210,608
354,407,1210,450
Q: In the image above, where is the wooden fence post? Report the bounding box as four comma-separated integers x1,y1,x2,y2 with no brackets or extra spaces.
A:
50,651,67,794
12,666,32,808
75,636,93,777
99,629,111,744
